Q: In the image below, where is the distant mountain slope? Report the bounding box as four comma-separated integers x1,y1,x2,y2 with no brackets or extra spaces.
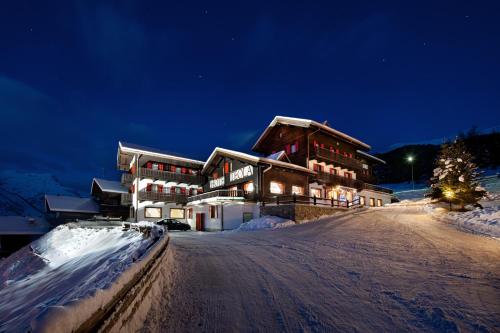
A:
0,170,82,217
375,132,500,184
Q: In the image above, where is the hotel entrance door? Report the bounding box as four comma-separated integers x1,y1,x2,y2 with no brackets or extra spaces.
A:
196,213,205,231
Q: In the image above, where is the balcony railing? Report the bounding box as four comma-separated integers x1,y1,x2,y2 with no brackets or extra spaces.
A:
313,147,364,170
121,193,132,205
315,172,364,190
121,172,134,185
188,190,255,203
137,167,204,185
263,194,361,209
138,190,188,204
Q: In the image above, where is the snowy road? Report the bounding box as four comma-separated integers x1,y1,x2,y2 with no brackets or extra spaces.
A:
142,207,500,332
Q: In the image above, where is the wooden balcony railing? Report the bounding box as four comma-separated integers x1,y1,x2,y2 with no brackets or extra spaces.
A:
188,190,255,202
121,173,134,185
313,147,364,170
138,190,188,204
137,167,204,185
121,193,132,205
315,172,364,190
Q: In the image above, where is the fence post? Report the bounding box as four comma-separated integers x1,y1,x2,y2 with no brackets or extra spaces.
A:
293,193,296,203
313,195,317,205
347,199,350,208
331,197,334,207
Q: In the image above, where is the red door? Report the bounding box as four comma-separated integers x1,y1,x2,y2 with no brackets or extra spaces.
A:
196,213,205,231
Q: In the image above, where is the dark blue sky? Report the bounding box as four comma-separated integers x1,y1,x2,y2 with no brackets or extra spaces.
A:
1,1,499,191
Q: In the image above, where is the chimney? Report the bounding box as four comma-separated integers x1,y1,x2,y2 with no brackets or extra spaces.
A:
322,120,330,127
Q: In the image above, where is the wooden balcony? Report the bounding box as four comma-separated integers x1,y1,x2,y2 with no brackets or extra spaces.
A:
188,190,255,203
312,147,364,171
121,193,132,205
121,172,134,185
138,190,188,204
137,167,204,185
315,171,364,190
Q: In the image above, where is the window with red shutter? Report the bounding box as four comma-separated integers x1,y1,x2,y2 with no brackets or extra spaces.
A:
181,187,186,195
182,167,187,174
170,165,176,172
224,162,229,174
158,185,163,193
330,146,334,152
170,187,176,194
146,183,152,192
336,148,339,154
146,162,152,169
158,164,164,171
320,143,324,149
285,144,291,155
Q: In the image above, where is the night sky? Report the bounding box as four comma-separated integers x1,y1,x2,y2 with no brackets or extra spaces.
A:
1,1,499,191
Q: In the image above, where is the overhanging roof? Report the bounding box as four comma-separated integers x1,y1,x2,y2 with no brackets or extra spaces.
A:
118,141,205,165
356,150,386,164
202,147,315,175
91,178,128,195
252,116,371,151
45,195,100,214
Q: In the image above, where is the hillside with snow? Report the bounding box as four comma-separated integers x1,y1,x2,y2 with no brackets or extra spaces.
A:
0,170,82,217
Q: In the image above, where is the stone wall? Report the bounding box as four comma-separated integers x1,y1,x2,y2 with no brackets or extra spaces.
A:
261,204,346,223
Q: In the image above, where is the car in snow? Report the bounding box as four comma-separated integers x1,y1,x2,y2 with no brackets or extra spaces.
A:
155,219,191,231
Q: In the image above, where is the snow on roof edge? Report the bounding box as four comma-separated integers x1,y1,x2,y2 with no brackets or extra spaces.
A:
119,141,205,165
356,150,386,164
252,116,371,151
45,195,100,214
202,147,315,175
91,178,128,194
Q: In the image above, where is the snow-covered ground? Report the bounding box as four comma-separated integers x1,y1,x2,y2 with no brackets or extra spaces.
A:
141,208,500,332
231,216,295,232
0,222,163,332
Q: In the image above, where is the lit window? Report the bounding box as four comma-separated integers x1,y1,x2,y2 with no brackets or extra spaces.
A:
359,196,366,206
377,199,383,207
270,181,284,194
311,188,322,198
244,182,254,192
369,198,375,207
145,207,162,218
170,208,185,219
292,186,303,195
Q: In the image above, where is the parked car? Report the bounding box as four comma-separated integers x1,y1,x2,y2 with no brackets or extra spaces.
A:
156,218,191,231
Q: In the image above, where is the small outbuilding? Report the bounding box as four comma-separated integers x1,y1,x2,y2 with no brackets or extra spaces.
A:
44,195,100,225
0,216,52,257
91,178,130,219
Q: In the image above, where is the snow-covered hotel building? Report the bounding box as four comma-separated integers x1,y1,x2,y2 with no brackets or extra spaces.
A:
115,116,392,231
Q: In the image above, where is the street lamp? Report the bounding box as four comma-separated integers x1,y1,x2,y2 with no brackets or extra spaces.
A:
407,155,415,190
443,189,454,211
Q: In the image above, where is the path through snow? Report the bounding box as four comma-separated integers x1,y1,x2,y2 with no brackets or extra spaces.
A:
142,207,500,332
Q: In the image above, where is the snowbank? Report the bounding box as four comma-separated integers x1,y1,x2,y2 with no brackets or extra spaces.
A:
232,216,295,232
0,222,166,332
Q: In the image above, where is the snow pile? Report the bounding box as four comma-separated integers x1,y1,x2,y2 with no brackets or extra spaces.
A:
232,216,295,232
0,222,165,332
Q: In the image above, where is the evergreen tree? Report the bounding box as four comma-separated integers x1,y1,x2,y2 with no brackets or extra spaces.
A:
429,140,485,208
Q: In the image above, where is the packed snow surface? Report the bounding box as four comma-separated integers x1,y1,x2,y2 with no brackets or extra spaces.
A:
141,208,500,332
0,223,159,331
232,216,295,232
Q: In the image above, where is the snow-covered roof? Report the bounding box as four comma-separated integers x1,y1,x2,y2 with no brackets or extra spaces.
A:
252,116,371,150
356,150,386,164
0,216,52,235
118,141,205,165
45,195,100,214
203,147,315,175
266,150,287,161
91,178,128,194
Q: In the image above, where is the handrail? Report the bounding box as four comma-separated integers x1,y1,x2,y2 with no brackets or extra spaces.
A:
137,167,204,185
313,147,364,170
138,190,188,203
263,194,362,208
188,189,252,202
315,171,364,190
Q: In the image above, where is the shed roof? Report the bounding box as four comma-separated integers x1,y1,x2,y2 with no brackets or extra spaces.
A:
0,216,52,235
45,195,100,214
91,178,128,194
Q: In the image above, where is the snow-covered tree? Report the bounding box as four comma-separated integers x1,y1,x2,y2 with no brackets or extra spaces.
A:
429,140,485,209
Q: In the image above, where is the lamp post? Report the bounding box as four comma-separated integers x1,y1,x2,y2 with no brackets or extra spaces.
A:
407,156,415,190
